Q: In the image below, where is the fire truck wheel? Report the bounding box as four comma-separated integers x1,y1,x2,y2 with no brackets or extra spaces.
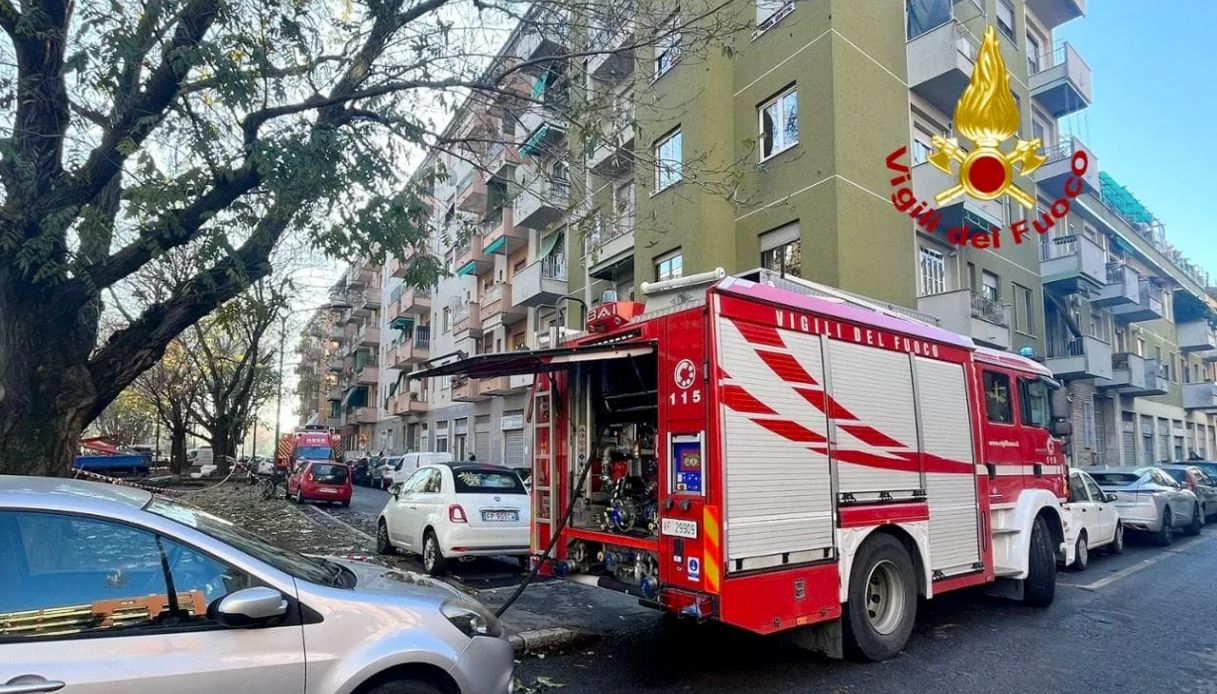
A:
1022,516,1056,607
1185,504,1203,536
1072,532,1089,571
842,533,916,662
422,530,448,576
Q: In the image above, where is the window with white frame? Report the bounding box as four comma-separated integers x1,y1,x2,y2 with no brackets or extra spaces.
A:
756,0,793,32
760,223,801,278
655,12,681,78
918,246,946,297
1026,33,1042,74
996,0,1015,40
654,128,682,191
655,249,683,282
981,270,1000,303
759,86,798,160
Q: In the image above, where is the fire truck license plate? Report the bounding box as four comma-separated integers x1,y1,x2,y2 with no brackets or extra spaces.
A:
661,518,698,539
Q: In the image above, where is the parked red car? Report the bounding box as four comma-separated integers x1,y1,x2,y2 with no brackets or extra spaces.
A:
287,461,352,507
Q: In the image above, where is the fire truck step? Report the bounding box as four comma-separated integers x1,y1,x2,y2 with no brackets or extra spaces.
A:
993,565,1022,578
991,527,1021,536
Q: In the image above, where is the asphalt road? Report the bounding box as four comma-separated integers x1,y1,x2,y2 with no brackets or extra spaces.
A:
514,528,1217,693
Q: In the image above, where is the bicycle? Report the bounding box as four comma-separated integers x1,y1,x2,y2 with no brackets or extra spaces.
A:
259,468,287,500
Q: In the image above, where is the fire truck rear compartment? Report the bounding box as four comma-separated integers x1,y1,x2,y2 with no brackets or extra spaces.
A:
564,351,663,593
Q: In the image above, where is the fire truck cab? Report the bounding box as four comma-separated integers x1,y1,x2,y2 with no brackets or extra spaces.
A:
413,269,1072,661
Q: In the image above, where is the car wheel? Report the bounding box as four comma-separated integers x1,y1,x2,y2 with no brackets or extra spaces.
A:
1072,531,1089,571
1110,523,1125,555
294,488,304,505
1185,504,1203,536
841,533,917,662
364,679,444,694
341,500,350,508
422,530,448,576
1155,507,1174,546
376,520,395,555
1023,516,1056,607
514,554,531,572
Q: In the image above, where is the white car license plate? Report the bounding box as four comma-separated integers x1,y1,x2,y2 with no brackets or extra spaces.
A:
482,510,518,522
320,487,338,493
661,518,698,539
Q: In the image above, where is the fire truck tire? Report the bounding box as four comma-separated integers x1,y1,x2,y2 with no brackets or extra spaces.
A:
1022,516,1055,607
1185,504,1203,536
842,533,917,662
422,530,448,576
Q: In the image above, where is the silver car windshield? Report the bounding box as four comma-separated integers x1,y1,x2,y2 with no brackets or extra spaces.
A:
146,498,339,585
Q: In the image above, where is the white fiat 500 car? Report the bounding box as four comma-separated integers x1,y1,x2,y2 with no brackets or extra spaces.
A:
378,463,530,575
1062,468,1124,570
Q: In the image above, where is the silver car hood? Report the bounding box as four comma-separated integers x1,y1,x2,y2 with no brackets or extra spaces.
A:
326,557,466,600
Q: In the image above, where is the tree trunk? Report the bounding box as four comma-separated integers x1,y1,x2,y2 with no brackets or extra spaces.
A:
169,426,187,476
212,415,234,474
0,282,99,476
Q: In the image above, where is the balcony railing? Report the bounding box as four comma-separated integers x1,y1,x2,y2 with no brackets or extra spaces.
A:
970,292,1008,328
540,253,567,281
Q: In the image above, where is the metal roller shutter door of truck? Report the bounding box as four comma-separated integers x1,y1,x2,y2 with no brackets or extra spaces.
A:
716,316,834,571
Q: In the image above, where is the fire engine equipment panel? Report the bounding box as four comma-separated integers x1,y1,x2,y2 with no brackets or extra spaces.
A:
670,433,704,494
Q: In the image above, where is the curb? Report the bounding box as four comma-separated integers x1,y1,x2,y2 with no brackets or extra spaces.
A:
307,504,376,543
508,627,598,655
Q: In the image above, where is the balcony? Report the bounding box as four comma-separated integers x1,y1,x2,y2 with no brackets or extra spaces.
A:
482,206,528,255
1178,321,1217,361
907,19,976,117
480,282,528,330
356,361,379,386
328,358,344,372
1111,280,1165,323
482,373,535,396
513,253,568,308
456,234,493,276
586,213,636,281
389,284,431,329
911,162,1003,234
356,325,381,348
455,171,488,213
390,329,431,368
1045,335,1113,380
1036,137,1100,199
588,118,635,176
454,302,483,339
1025,0,1085,30
1184,382,1217,411
1029,42,1092,118
587,21,634,81
387,250,420,279
917,289,1011,351
518,112,567,158
390,390,429,415
329,326,347,342
1099,353,1169,396
326,386,344,401
1092,263,1141,308
452,375,490,402
352,289,381,316
483,142,519,181
515,32,563,72
347,406,378,425
1040,233,1106,291
514,176,570,229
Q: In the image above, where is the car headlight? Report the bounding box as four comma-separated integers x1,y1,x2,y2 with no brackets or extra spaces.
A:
441,599,502,638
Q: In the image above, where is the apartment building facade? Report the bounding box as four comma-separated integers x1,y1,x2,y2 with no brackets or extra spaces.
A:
298,0,1217,468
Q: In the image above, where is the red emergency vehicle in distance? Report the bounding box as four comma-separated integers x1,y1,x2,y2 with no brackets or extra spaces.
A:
278,427,340,471
413,269,1073,661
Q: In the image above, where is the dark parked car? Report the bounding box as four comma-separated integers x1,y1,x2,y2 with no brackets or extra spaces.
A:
351,457,373,487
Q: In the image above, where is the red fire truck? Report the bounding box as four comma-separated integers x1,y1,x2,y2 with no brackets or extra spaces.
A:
415,269,1073,660
277,427,340,471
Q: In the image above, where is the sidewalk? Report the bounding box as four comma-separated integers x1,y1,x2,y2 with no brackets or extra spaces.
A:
180,482,654,652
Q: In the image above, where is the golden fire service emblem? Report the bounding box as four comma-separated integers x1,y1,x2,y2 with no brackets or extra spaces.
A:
928,26,1043,209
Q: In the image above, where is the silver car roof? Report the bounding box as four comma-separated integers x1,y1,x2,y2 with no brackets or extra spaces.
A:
0,474,152,510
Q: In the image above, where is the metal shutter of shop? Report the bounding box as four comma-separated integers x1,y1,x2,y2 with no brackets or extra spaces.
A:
503,429,525,467
475,416,492,462
1122,430,1137,466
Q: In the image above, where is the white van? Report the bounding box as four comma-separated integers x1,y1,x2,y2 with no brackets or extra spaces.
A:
391,452,454,486
187,447,216,478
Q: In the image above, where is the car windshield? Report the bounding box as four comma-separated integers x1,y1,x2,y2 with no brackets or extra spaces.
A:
1090,472,1142,486
453,469,527,494
297,446,333,460
1162,468,1189,483
311,463,349,483
146,498,348,586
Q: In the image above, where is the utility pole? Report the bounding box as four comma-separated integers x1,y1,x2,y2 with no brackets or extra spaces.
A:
273,312,288,460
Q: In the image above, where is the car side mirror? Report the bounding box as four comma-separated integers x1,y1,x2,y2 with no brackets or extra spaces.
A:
390,483,402,499
1105,493,1117,503
211,586,288,628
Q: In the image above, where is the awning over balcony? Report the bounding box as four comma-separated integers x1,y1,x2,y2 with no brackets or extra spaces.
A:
342,386,368,408
539,230,563,258
409,341,654,380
